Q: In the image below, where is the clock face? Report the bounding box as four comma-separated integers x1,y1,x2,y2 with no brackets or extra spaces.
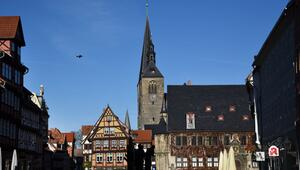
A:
149,94,157,101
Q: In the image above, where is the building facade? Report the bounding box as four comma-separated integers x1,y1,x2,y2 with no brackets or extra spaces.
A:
48,128,75,170
83,106,130,170
248,0,300,169
81,125,94,170
0,16,49,170
153,85,257,170
137,17,164,130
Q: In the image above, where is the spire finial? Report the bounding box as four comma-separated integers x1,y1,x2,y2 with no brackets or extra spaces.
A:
146,0,149,17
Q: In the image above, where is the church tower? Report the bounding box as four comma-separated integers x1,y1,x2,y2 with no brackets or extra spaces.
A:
137,16,164,130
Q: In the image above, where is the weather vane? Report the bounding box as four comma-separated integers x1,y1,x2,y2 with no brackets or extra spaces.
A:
146,0,149,16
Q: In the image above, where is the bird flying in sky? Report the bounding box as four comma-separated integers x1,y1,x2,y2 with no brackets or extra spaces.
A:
76,54,83,58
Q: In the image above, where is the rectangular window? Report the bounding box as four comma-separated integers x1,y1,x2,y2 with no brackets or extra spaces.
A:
212,136,218,145
95,140,101,148
198,136,203,145
191,136,196,146
182,158,188,167
207,157,213,167
186,112,195,129
182,136,187,146
96,153,103,162
198,158,204,167
104,127,115,135
103,140,109,148
176,136,181,146
176,157,182,167
224,135,230,145
241,135,247,145
106,153,113,162
192,157,197,167
213,157,219,167
208,136,212,145
106,115,112,122
119,140,126,148
112,140,117,148
116,153,124,162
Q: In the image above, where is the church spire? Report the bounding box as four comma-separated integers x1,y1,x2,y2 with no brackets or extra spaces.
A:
138,15,163,83
125,110,131,130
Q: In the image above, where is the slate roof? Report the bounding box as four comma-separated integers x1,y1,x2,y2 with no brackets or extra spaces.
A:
0,16,25,46
138,17,163,82
145,117,167,136
167,85,254,132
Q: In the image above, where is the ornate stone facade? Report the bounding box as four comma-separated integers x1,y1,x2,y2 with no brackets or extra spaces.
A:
155,132,257,170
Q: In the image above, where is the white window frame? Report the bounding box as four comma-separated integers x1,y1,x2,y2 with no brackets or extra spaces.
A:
176,157,182,167
192,157,197,167
116,153,124,162
119,140,126,148
106,153,113,162
213,157,219,167
198,157,204,167
207,157,213,167
96,153,103,163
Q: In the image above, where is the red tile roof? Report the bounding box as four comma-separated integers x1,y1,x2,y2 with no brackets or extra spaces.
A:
48,128,65,144
0,16,25,46
63,132,75,143
132,130,152,144
0,16,19,38
81,125,93,136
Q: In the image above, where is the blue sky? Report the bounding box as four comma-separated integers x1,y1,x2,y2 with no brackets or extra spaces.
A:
2,1,287,132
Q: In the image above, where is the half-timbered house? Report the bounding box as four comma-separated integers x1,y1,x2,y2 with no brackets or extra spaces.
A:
83,106,130,170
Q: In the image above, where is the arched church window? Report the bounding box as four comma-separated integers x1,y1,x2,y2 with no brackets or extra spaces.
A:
149,80,157,94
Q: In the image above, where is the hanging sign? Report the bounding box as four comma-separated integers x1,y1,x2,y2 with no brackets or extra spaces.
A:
268,145,279,157
255,151,265,161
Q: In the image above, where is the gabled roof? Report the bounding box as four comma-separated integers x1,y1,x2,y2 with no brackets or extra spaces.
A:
167,85,254,132
63,132,75,143
48,128,65,144
0,16,25,46
81,105,129,144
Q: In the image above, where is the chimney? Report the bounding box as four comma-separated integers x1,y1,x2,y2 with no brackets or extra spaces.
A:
40,84,44,96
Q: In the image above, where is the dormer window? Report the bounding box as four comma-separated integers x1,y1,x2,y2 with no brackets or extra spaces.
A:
217,115,224,121
186,112,195,129
205,106,212,112
229,105,236,112
242,115,249,121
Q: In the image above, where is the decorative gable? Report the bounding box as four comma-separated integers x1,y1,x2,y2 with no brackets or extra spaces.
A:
85,106,129,142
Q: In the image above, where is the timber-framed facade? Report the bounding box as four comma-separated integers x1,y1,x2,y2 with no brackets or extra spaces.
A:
83,106,130,170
